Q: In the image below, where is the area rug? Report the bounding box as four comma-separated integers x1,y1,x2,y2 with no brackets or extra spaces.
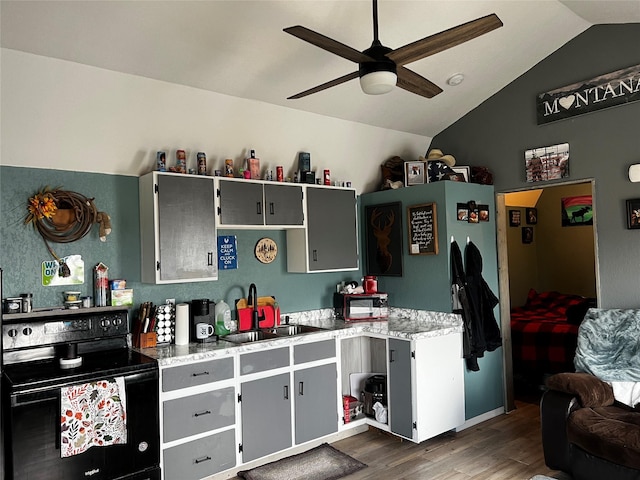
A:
237,443,367,480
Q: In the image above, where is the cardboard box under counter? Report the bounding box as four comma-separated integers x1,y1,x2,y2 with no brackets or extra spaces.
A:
110,288,133,306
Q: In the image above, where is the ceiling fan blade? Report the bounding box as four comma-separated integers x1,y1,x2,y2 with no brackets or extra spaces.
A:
396,67,443,99
288,71,360,99
387,13,503,66
284,26,374,64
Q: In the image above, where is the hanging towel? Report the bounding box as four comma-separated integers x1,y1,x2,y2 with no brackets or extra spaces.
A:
450,240,474,369
60,377,127,458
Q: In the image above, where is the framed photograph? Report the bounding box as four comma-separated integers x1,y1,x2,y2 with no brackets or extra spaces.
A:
404,161,426,186
365,202,403,276
457,203,469,221
522,227,534,244
525,143,569,182
407,203,438,255
509,209,521,227
562,195,593,226
478,204,490,222
451,166,470,182
626,199,640,229
526,208,538,225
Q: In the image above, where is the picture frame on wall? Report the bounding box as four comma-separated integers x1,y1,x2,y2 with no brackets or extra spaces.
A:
522,227,534,244
404,161,426,186
365,202,403,276
626,198,640,229
509,210,521,227
526,208,538,225
562,195,593,226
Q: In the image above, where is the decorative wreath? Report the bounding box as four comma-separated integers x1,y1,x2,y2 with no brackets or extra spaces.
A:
25,187,112,276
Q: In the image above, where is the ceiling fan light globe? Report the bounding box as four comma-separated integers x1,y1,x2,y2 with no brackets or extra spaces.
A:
360,71,397,95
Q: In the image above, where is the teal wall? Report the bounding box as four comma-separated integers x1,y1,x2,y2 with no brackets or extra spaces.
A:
360,181,504,420
0,166,361,313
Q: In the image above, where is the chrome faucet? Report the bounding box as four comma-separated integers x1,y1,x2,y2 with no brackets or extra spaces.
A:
248,283,265,330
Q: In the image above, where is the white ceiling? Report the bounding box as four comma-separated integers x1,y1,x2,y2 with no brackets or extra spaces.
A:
1,1,639,137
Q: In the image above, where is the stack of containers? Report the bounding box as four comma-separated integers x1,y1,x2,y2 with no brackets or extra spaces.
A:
110,278,133,306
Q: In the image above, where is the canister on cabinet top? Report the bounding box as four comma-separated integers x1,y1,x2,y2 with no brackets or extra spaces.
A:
197,152,207,175
276,166,284,182
324,169,331,185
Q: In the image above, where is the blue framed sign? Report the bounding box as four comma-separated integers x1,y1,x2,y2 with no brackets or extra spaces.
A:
217,235,238,270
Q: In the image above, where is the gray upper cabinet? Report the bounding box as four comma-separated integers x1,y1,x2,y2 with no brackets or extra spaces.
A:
288,187,358,272
139,172,217,284
216,178,303,228
264,184,304,225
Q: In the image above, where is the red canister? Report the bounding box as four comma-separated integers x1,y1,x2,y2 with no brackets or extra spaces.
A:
324,169,331,185
364,275,378,294
276,166,284,182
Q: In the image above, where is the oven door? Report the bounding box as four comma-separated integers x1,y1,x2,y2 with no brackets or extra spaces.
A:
4,368,160,480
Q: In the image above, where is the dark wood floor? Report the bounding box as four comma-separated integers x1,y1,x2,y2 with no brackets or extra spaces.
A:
330,397,572,480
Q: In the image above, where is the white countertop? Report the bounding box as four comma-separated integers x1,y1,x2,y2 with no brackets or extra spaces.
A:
137,308,462,367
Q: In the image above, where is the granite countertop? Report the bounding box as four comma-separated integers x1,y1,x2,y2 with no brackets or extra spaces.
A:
138,308,462,367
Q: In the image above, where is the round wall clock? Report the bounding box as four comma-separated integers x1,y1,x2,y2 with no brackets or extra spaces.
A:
255,237,278,264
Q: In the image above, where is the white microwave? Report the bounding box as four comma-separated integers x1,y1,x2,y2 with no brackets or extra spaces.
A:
333,293,389,321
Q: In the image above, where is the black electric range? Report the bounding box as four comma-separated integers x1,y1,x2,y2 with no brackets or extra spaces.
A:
2,306,160,480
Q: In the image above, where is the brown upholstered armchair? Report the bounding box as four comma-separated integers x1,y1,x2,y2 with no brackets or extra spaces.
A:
541,372,640,480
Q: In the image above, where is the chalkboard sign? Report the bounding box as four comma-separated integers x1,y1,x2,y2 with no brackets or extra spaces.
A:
407,203,438,255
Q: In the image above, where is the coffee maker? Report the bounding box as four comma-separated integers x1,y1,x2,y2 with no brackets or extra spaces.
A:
191,298,216,343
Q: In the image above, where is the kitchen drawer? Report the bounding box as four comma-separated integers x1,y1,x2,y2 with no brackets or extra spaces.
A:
240,346,289,375
293,339,336,364
162,356,234,392
163,429,236,480
163,387,235,442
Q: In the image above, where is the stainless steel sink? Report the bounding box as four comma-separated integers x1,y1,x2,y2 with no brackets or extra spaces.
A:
223,330,279,344
265,324,326,336
222,324,327,344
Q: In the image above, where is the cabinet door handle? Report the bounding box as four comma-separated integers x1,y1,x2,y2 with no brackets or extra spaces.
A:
195,456,212,464
194,410,212,417
284,385,289,400
298,381,304,396
389,349,395,363
256,202,262,215
192,371,210,377
207,252,213,266
312,250,318,262
269,202,275,215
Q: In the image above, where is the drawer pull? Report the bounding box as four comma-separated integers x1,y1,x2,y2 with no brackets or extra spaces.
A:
194,410,212,417
194,455,212,464
298,381,304,396
191,371,210,377
284,385,289,400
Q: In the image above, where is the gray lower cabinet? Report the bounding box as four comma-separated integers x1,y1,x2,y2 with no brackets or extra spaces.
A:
139,172,217,283
294,363,338,444
300,187,358,272
241,373,292,462
163,429,236,480
163,387,235,443
388,338,413,438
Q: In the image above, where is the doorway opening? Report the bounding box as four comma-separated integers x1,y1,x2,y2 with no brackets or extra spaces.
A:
496,179,599,411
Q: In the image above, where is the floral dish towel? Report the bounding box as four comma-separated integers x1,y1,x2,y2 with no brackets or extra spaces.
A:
60,377,127,458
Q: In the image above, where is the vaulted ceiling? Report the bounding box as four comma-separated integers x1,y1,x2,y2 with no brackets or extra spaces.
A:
2,1,639,137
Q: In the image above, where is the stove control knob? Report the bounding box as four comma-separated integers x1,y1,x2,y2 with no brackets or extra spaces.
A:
8,328,18,337
138,441,148,452
114,317,123,326
22,327,33,336
101,319,111,327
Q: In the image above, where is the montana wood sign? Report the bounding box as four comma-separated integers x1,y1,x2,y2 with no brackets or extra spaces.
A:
537,64,640,125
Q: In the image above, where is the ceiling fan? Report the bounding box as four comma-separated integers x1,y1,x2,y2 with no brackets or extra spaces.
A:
284,0,503,99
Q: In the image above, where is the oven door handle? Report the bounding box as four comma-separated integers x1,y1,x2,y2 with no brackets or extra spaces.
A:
10,368,158,407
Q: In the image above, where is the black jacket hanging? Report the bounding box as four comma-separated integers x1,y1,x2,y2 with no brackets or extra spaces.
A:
450,240,475,370
464,240,502,359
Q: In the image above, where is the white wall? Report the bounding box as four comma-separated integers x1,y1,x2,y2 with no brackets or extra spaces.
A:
1,49,431,194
